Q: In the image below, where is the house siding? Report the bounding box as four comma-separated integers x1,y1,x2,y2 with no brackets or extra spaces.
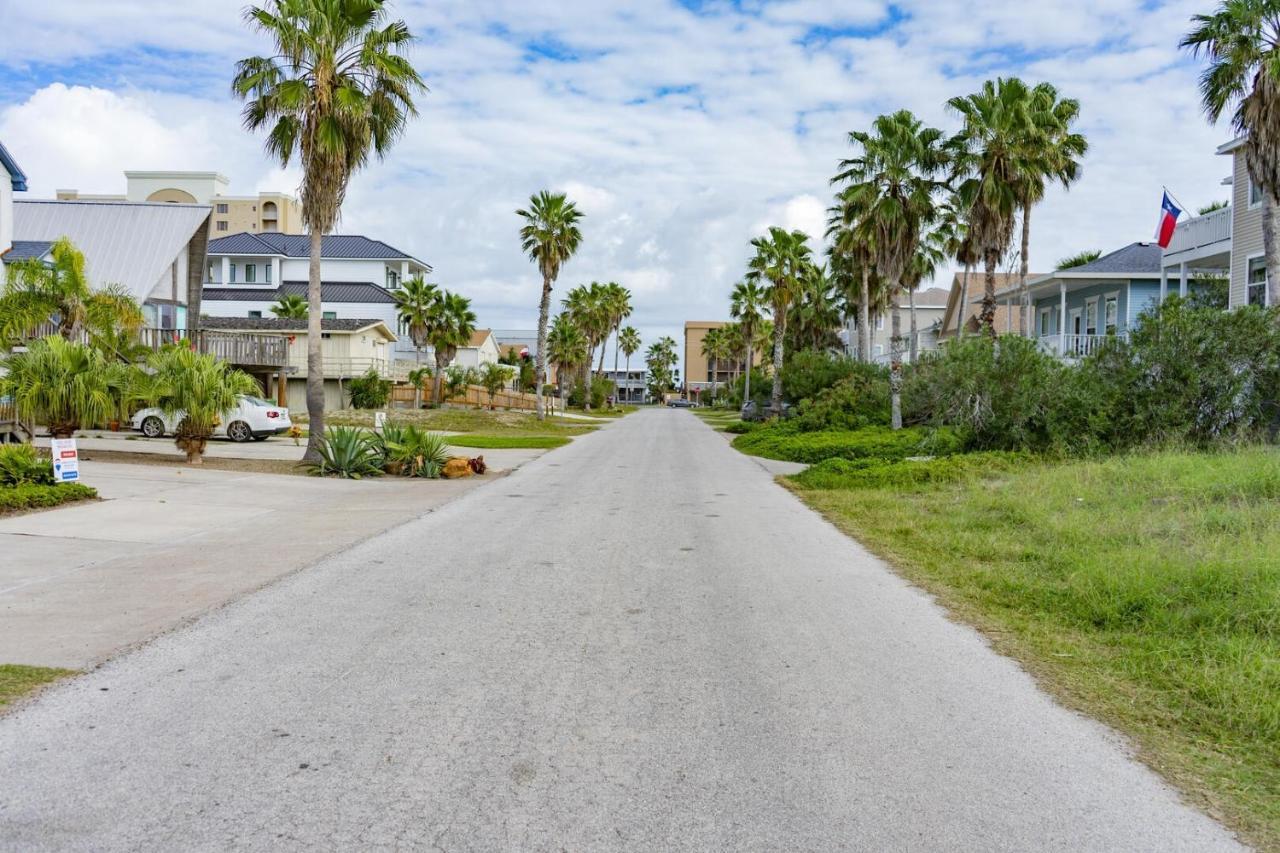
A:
1127,280,1164,327
1032,280,1132,336
1230,150,1264,308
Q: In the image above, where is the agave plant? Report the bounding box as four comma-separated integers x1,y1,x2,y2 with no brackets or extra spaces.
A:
306,426,383,479
383,426,450,478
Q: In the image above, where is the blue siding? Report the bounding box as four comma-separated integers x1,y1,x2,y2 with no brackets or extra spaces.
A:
1033,281,1131,335
1128,280,1163,327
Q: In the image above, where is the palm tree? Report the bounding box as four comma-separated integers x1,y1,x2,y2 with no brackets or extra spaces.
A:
234,0,425,462
270,293,309,320
393,277,440,408
645,336,678,402
0,237,143,344
606,282,633,380
1183,3,1280,304
517,190,584,420
905,221,951,362
1,336,132,438
1056,249,1102,269
827,188,880,363
137,347,258,465
562,282,611,403
729,280,769,404
701,327,725,401
427,291,477,406
786,263,842,353
948,78,1036,337
746,228,812,415
618,325,640,403
547,313,588,408
835,110,948,428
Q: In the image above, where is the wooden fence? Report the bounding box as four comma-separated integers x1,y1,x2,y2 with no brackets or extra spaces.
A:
390,383,547,412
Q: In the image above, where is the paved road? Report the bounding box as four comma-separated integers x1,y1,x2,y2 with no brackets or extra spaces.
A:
0,410,1242,851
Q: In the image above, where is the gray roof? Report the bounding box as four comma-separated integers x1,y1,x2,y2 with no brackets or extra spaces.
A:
1,240,53,263
200,315,387,333
1059,242,1163,275
13,200,211,302
208,232,428,267
202,281,397,304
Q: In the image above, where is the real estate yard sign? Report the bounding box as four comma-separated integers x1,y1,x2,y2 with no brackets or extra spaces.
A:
50,438,80,483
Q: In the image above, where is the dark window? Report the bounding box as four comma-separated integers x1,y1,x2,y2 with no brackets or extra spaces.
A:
216,220,228,231
216,203,229,214
245,264,256,283
248,310,262,318
323,311,337,320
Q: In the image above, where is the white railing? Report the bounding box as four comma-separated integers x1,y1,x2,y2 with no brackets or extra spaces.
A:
1038,333,1126,358
1164,205,1231,256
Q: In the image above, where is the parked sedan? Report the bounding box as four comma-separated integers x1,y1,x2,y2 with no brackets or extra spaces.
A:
667,398,699,409
131,395,292,443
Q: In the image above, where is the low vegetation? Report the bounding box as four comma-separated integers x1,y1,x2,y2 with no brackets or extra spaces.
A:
311,408,596,437
444,434,570,449
308,424,480,480
0,482,98,515
790,448,1280,847
0,664,76,708
732,424,960,464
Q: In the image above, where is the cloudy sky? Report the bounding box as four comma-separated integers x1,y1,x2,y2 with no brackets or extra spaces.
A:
0,0,1233,354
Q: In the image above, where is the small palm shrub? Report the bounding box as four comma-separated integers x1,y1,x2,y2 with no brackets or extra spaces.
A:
383,426,450,478
306,426,383,479
0,336,132,437
0,444,54,486
135,347,258,464
347,368,392,409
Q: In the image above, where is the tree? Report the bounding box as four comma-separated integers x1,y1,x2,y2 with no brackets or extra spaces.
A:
1,336,132,438
392,275,440,407
1184,3,1280,305
701,327,727,401
746,227,813,416
517,190,584,420
828,185,881,363
785,263,842,354
547,313,588,408
479,362,514,410
234,0,426,463
137,347,257,465
270,293,309,319
729,280,769,404
618,325,641,402
0,237,143,345
1056,249,1102,269
606,282,633,379
427,291,477,406
645,336,678,402
562,281,611,406
905,219,951,362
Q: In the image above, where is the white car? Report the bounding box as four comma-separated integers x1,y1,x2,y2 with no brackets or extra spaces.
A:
131,395,292,443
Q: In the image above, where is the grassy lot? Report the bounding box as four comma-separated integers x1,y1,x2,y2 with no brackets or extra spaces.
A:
789,448,1280,848
446,434,571,450
692,409,745,432
0,664,75,708
563,405,637,419
302,408,596,437
0,483,98,516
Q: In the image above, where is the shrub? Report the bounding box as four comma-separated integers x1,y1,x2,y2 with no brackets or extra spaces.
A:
732,424,961,464
347,369,392,409
0,336,134,438
382,426,450,478
724,420,760,434
791,451,1030,490
0,482,97,513
590,376,615,409
791,366,891,432
306,426,383,479
0,444,54,486
782,351,866,403
134,346,259,464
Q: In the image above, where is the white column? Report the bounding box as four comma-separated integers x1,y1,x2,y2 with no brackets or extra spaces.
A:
220,256,230,285
1059,281,1067,356
1179,262,1189,298
1160,266,1168,302
401,261,410,281
271,257,281,286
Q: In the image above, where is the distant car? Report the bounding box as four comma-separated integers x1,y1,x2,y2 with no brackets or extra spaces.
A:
131,395,292,443
667,399,699,409
740,400,794,422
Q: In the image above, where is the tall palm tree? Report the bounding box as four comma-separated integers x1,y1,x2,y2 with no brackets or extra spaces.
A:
270,293,309,320
547,313,588,407
618,325,640,402
700,327,725,401
729,280,769,404
786,263,842,353
835,109,948,428
606,282,633,379
392,276,440,408
746,228,812,415
1184,3,1280,304
427,291,477,406
947,78,1035,337
905,221,951,362
234,0,425,462
517,190,584,420
0,237,143,344
827,187,879,363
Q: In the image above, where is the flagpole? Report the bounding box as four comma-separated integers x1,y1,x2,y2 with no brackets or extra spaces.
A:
1162,185,1191,217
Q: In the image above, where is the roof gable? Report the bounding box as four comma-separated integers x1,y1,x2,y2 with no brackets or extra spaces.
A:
0,140,27,191
1058,242,1162,275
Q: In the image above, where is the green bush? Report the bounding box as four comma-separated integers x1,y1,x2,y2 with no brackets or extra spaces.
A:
382,425,450,477
0,482,97,513
346,369,392,409
783,351,868,403
792,366,891,432
732,424,961,464
0,444,54,486
590,376,615,409
791,451,1030,490
307,426,383,479
724,420,760,434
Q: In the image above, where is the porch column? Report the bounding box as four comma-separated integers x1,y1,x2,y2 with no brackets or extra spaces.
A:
271,257,281,286
220,256,230,285
277,370,287,407
1160,266,1168,303
1179,262,1189,298
401,261,410,281
1058,281,1067,356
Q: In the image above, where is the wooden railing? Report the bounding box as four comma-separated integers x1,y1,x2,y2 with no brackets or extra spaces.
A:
0,398,34,443
390,383,542,411
15,325,289,369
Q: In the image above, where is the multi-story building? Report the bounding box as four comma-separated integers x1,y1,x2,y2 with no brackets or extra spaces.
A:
846,286,952,361
56,170,304,235
683,320,759,397
600,367,648,403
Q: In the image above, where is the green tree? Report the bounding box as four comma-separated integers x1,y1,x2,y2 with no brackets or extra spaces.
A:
1056,249,1102,270
234,0,426,462
645,336,678,402
562,282,611,406
0,237,143,345
392,275,440,408
605,282,633,379
618,325,641,402
136,346,258,464
1,336,132,438
547,313,589,408
747,228,813,415
517,190,584,420
270,293,309,319
427,291,477,406
479,362,515,410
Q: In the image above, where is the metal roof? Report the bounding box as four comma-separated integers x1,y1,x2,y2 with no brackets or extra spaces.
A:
202,281,397,304
0,140,27,191
1,240,53,263
200,315,391,335
13,200,211,302
208,232,428,267
1061,242,1162,275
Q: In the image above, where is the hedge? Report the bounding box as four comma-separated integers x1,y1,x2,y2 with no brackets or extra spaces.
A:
790,451,1030,490
0,483,98,514
732,424,961,464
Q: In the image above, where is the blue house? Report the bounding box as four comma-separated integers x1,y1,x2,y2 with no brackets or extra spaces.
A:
997,242,1209,359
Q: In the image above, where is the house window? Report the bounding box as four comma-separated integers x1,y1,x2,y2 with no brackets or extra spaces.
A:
216,203,229,214
216,220,228,231
1085,300,1098,336
387,269,399,289
245,263,256,283
1104,296,1118,335
207,261,214,282
229,263,237,283
157,303,177,330
1247,257,1268,306
1039,308,1050,336
248,310,262,318
323,311,337,320
1250,179,1264,208
264,263,272,283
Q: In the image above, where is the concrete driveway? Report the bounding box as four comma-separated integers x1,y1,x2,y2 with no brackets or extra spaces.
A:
0,410,1242,850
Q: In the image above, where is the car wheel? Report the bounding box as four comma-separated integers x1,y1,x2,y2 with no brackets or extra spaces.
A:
141,416,164,438
227,421,253,443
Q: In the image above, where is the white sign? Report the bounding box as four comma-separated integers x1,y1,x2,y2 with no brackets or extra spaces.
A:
50,438,80,483
374,411,387,432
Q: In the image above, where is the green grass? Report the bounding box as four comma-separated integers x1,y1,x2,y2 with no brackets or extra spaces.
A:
0,483,98,515
302,408,596,437
564,405,637,418
733,424,961,463
0,664,75,707
789,448,1280,848
445,434,571,450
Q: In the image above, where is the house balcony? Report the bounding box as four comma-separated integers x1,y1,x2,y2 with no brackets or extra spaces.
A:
15,323,289,370
1037,332,1127,359
1162,205,1231,269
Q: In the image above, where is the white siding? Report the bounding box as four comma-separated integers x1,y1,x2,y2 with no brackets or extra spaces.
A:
1230,150,1264,308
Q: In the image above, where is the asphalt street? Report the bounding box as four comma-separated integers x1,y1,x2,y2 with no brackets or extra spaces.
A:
0,408,1243,851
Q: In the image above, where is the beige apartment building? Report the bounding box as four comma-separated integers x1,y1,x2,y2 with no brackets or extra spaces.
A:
57,170,303,235
683,320,762,396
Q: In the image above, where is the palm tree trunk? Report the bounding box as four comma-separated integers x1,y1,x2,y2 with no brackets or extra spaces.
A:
597,336,607,377
432,354,446,406
1265,195,1280,307
302,228,325,463
890,286,903,430
743,340,753,406
908,286,918,363
770,309,785,416
980,248,999,338
958,264,971,339
1020,202,1032,337
535,276,552,420
624,354,630,403
859,266,871,363
414,347,422,410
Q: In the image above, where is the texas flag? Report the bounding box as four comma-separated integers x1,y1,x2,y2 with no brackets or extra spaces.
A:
1154,191,1182,249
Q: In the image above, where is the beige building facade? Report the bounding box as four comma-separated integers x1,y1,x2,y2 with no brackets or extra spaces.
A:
683,320,761,395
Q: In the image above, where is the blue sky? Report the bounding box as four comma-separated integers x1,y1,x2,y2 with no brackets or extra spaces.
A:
0,0,1232,354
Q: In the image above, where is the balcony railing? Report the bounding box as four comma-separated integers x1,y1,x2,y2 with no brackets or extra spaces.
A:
16,324,289,369
1038,332,1127,359
1164,205,1231,257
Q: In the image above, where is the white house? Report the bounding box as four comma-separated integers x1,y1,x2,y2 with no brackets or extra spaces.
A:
200,232,430,359
452,329,501,369
0,140,27,285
